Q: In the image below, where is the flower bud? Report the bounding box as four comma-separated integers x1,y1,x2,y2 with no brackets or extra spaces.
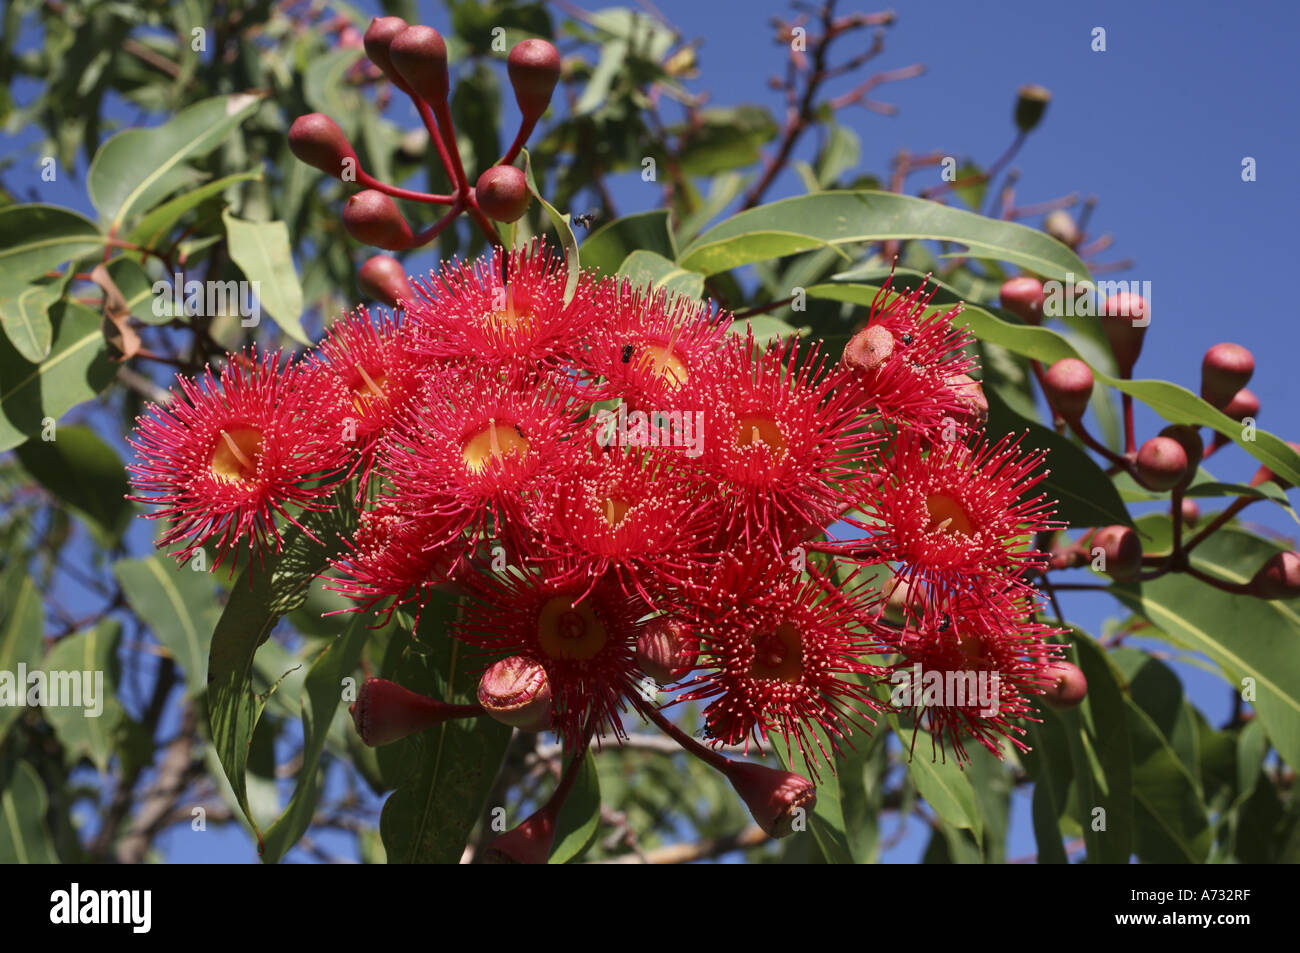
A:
288,113,359,178
1136,436,1190,491
1014,84,1051,133
1042,357,1093,422
1180,498,1200,528
475,165,532,223
481,810,555,865
722,761,816,838
1041,660,1087,709
1249,551,1300,600
507,38,562,119
358,254,415,308
947,374,988,429
349,677,478,747
635,618,698,683
1221,387,1260,422
882,576,923,623
1159,424,1204,475
477,655,553,731
1200,343,1255,410
1100,292,1148,375
1044,210,1080,248
843,323,894,373
389,25,450,104
1250,441,1300,490
1092,525,1142,581
342,189,413,250
363,16,409,81
999,276,1044,325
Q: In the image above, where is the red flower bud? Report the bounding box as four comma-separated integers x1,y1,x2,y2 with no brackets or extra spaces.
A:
722,760,816,838
1180,498,1200,528
947,374,988,429
1249,551,1300,600
288,113,359,178
1100,293,1148,375
357,254,415,308
389,25,450,104
507,39,561,119
1159,424,1204,475
349,677,480,747
1091,524,1142,581
1200,342,1255,410
1041,660,1087,709
475,165,532,223
363,16,409,81
1042,357,1093,422
1221,387,1260,422
342,189,413,250
477,655,553,731
999,276,1044,325
843,323,894,373
481,810,555,864
1136,435,1190,491
635,618,699,683
1250,442,1300,490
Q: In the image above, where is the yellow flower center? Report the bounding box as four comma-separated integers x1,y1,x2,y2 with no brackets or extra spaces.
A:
748,622,802,682
210,427,263,483
461,419,529,473
925,493,974,536
734,415,787,455
537,597,608,660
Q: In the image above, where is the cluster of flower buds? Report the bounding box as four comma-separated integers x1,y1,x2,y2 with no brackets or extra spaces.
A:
1002,273,1299,600
127,246,1081,860
288,16,562,259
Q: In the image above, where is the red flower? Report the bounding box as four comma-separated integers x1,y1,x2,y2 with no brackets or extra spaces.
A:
127,349,347,568
456,571,647,745
673,553,888,772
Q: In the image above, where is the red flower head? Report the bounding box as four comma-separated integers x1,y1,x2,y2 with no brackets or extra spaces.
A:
888,585,1064,763
842,269,977,436
456,570,647,746
375,367,583,554
127,349,347,568
693,332,876,551
524,447,719,604
405,240,598,378
584,282,730,408
673,553,889,773
847,432,1059,600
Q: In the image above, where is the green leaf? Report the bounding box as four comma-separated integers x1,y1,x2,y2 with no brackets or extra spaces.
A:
0,204,103,285
16,425,132,545
40,620,124,773
0,299,115,452
221,211,309,346
549,749,601,864
0,762,59,864
581,209,676,276
616,249,704,301
730,315,799,342
775,723,855,863
891,718,984,841
521,148,579,304
1024,709,1073,863
0,570,45,743
1113,523,1300,771
679,191,1089,280
88,92,265,230
0,268,70,363
207,499,353,839
127,170,262,250
379,595,511,863
674,106,779,176
984,387,1134,529
260,615,371,863
103,257,168,325
1125,699,1212,862
114,556,222,699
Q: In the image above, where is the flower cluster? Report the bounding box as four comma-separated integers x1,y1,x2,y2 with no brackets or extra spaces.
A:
127,245,1066,850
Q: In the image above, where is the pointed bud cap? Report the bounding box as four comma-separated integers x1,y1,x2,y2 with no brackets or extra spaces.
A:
635,618,699,683
1043,357,1093,422
1136,436,1190,491
1041,660,1087,709
843,323,894,373
1014,84,1051,133
358,255,415,308
288,113,359,178
477,655,553,731
1200,343,1255,409
999,276,1044,325
343,189,413,250
475,165,532,223
1092,524,1142,581
364,16,410,81
389,25,450,104
723,761,816,838
1249,551,1300,600
507,39,561,119
1100,293,1148,375
349,677,476,746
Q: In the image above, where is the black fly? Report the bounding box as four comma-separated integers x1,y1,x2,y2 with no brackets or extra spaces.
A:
900,333,914,346
936,614,951,633
572,210,598,229
620,343,634,363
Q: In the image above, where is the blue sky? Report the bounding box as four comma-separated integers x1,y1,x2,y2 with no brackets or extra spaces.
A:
5,0,1298,863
